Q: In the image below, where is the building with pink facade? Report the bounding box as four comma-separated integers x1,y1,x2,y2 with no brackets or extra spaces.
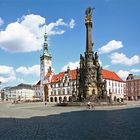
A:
126,74,140,100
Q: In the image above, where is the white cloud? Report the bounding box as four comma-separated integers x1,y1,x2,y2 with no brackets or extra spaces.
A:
117,70,130,80
0,17,4,26
69,19,75,29
130,69,140,73
98,40,123,54
110,52,140,66
61,61,79,71
0,65,16,83
0,14,75,52
103,65,110,69
117,69,140,80
46,18,75,36
16,65,40,77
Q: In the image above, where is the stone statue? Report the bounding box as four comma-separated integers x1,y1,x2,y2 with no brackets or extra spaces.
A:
80,54,84,60
95,52,98,60
85,7,94,17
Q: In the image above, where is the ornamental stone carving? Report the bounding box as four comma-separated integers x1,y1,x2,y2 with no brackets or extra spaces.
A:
78,7,107,101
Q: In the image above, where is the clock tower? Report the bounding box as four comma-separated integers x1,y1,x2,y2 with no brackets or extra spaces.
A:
40,32,52,100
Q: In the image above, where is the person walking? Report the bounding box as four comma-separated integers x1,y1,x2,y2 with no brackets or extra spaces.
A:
45,102,47,106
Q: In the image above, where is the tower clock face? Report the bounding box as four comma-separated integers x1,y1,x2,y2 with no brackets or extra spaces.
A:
40,57,52,79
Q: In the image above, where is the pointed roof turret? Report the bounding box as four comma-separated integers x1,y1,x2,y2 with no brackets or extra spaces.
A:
42,28,51,58
40,28,52,60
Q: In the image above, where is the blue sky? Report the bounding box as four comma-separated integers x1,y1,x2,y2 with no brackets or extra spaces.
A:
0,0,140,87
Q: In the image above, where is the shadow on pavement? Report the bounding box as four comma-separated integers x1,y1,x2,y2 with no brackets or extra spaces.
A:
0,108,140,140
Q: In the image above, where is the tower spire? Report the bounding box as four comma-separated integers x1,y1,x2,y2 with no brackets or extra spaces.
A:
44,25,47,42
42,26,50,57
40,25,52,102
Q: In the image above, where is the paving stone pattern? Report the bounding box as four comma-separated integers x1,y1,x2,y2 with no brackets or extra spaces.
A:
0,102,140,140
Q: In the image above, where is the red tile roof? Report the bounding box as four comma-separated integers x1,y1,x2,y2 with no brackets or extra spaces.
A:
45,69,122,83
51,72,65,83
50,70,77,83
69,69,77,80
102,69,123,81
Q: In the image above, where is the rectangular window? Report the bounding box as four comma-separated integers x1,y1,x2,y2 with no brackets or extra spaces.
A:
118,82,119,87
67,89,70,95
63,89,65,95
118,89,120,94
54,90,56,95
58,90,61,95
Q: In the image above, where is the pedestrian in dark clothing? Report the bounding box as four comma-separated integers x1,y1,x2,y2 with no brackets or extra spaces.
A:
45,102,47,106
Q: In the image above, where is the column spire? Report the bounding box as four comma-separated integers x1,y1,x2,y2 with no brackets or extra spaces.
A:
85,7,94,53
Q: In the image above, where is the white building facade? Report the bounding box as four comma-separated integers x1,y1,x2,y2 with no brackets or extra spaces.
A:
102,69,126,101
33,81,43,101
2,83,35,102
47,69,77,102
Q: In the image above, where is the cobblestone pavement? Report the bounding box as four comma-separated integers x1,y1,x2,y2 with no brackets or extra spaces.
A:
0,101,140,140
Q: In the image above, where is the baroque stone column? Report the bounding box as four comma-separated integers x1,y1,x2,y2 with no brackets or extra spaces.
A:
78,7,107,101
78,7,97,100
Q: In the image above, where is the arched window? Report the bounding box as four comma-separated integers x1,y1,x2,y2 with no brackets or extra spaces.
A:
64,96,67,102
69,96,72,102
59,97,62,103
55,97,57,102
50,97,53,102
